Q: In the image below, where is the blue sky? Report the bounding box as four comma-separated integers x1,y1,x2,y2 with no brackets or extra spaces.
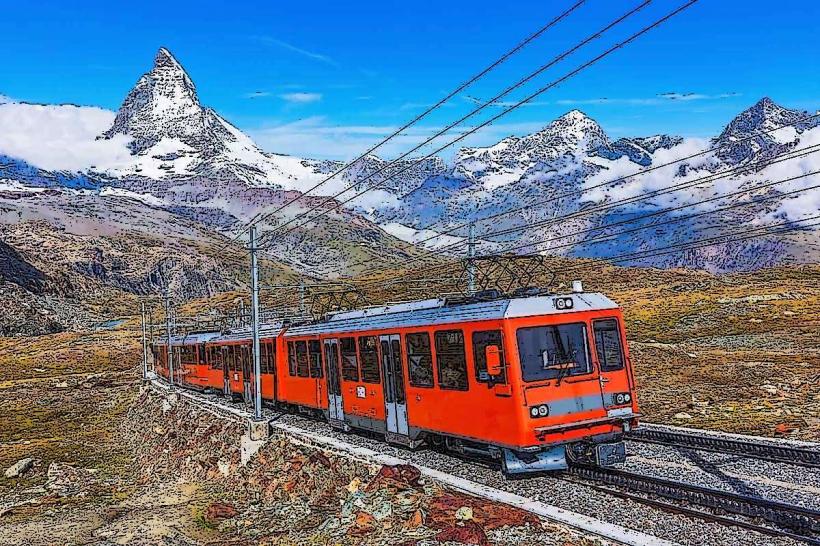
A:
2,0,819,160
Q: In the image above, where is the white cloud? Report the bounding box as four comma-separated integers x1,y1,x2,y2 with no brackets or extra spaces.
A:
557,92,741,107
254,37,338,67
248,116,550,161
0,102,133,172
280,92,322,104
244,91,273,99
582,125,820,225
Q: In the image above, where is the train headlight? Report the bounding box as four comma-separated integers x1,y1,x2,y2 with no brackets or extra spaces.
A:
530,404,549,418
624,393,631,403
616,393,625,404
553,297,574,310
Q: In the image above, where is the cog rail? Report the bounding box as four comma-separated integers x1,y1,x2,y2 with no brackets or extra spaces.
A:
627,427,820,468
569,466,820,544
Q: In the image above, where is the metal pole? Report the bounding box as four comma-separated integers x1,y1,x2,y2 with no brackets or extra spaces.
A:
165,292,174,387
299,279,306,318
249,226,263,421
467,221,476,295
141,301,148,380
148,307,155,375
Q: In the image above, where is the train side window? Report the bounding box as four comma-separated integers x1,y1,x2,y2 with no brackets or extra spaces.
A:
198,344,206,363
358,336,381,384
295,341,309,377
260,342,275,374
224,346,237,372
207,347,221,369
308,339,323,378
340,337,360,382
435,330,469,391
287,341,297,376
593,319,625,371
472,330,506,384
406,332,434,388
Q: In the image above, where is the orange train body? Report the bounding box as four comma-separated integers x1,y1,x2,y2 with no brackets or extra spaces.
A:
151,290,639,474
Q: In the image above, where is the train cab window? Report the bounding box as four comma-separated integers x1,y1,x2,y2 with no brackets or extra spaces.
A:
295,341,309,377
358,336,381,384
308,340,323,378
406,332,434,388
593,319,625,371
340,337,360,382
287,341,297,376
435,330,469,391
516,323,591,382
472,330,506,384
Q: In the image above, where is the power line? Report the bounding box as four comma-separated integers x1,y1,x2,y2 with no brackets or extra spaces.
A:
338,113,820,275
556,214,820,276
398,112,820,243
221,0,588,249
353,141,820,281
487,170,820,257
258,0,698,249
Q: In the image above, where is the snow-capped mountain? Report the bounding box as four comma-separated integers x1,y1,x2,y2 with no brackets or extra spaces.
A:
0,44,817,275
376,98,820,272
713,97,819,165
97,48,323,187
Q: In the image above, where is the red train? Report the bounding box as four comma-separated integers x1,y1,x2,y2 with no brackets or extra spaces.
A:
151,286,639,474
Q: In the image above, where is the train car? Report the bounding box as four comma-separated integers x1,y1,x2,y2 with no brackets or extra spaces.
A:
150,284,639,475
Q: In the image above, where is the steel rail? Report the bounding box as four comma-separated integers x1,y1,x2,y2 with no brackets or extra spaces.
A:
561,473,820,545
628,427,820,469
569,465,820,541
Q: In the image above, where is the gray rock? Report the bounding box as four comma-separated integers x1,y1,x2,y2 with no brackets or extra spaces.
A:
4,457,35,478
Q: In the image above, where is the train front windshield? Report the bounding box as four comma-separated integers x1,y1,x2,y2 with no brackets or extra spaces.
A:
516,323,591,382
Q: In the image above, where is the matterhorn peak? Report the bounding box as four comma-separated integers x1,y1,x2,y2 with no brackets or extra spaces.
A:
100,48,214,154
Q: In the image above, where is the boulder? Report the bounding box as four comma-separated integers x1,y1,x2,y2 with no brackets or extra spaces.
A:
205,502,238,524
4,458,35,479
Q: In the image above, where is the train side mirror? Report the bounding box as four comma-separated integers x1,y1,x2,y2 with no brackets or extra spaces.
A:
485,345,502,376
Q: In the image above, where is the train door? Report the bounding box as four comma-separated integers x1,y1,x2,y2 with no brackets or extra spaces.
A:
241,345,253,405
379,334,408,437
592,319,633,415
323,339,345,423
221,346,231,396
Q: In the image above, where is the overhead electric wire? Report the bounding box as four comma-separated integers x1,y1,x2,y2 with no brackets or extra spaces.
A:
220,0,587,249
399,112,820,243
487,169,820,257
258,0,699,249
353,141,820,281
555,214,820,276
338,113,820,276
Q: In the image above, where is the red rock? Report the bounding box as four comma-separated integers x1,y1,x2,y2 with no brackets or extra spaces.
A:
205,502,238,523
349,511,377,536
775,423,796,435
366,464,422,492
428,492,539,530
308,452,332,467
435,521,490,545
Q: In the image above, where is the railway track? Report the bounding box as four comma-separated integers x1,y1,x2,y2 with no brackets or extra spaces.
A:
568,465,820,545
628,427,820,468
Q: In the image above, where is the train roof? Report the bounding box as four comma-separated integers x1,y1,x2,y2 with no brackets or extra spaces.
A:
287,291,617,337
154,292,619,346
